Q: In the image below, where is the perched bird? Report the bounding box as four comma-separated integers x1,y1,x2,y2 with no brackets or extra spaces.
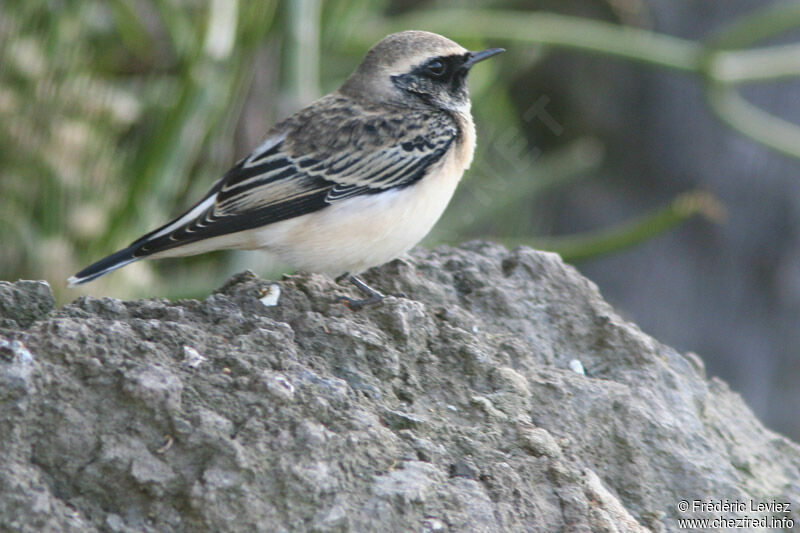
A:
68,30,504,307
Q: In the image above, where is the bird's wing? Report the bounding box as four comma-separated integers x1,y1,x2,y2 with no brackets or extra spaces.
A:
130,104,457,257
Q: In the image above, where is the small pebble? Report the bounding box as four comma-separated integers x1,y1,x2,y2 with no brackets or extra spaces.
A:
259,284,281,307
568,359,585,375
181,346,206,369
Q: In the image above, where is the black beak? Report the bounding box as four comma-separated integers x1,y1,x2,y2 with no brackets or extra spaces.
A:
462,48,505,70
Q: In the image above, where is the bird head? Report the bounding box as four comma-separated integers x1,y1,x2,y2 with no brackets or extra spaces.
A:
340,30,504,113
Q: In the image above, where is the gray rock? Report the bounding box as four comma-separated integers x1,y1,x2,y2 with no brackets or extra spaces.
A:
0,280,54,328
0,242,797,532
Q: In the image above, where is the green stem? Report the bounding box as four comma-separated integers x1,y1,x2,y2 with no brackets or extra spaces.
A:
706,84,800,160
287,0,321,106
707,2,800,50
517,191,725,262
708,43,800,84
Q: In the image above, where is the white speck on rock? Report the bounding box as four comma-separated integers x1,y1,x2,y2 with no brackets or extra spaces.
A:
569,359,585,375
182,346,206,369
259,284,281,307
423,517,445,531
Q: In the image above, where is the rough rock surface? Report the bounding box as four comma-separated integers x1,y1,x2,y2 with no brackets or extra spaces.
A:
1,242,798,532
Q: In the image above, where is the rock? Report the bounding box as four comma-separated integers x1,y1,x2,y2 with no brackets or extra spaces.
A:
0,280,54,328
0,242,797,532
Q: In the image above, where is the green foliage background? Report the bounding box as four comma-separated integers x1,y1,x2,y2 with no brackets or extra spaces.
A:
3,0,797,301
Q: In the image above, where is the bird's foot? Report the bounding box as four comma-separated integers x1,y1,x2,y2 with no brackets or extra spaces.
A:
335,274,387,310
335,294,385,310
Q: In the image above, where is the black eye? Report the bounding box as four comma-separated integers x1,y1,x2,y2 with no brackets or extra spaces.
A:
426,59,447,78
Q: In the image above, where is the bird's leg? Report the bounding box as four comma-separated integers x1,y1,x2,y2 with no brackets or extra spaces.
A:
335,274,386,310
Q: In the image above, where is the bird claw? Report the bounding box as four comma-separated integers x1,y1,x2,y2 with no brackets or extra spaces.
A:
334,273,390,310
335,294,385,310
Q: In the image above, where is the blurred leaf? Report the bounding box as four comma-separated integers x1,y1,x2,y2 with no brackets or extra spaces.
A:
109,0,155,62
153,0,201,61
237,1,279,46
286,0,322,105
105,2,242,246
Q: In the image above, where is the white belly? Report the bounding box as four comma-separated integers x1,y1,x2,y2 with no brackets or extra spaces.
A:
262,148,466,275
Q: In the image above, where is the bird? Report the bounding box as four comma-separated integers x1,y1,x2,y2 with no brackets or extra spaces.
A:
68,30,504,308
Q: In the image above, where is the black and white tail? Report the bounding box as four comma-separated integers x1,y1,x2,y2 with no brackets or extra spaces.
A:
67,187,222,286
67,246,139,286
